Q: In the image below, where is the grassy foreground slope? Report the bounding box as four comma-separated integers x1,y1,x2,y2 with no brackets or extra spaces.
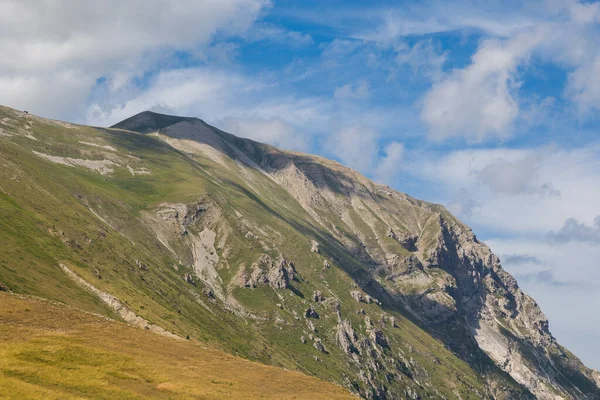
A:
0,293,353,400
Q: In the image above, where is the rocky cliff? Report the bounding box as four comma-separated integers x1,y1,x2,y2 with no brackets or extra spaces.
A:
0,106,597,399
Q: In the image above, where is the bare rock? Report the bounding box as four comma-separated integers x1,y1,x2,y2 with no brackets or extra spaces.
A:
351,290,364,303
202,287,215,300
313,290,325,302
313,338,328,353
184,272,196,285
234,255,296,290
399,234,419,252
369,329,389,349
311,240,320,253
267,257,296,289
387,227,398,240
351,290,380,306
305,305,320,319
336,319,360,355
135,259,148,270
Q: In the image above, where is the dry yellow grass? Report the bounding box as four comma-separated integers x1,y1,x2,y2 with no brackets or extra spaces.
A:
0,293,354,399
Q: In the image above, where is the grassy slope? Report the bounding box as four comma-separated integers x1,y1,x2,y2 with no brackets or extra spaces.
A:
0,106,493,398
0,293,353,400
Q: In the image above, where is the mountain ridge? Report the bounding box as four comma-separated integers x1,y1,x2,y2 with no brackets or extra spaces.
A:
0,104,598,399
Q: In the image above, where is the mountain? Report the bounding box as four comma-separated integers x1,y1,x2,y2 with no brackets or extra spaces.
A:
0,105,598,399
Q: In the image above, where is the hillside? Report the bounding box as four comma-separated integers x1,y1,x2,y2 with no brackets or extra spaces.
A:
0,105,598,399
0,293,352,399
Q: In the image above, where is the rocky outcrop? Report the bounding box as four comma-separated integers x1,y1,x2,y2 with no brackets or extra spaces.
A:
304,305,320,319
313,290,324,302
313,338,328,353
401,215,599,399
311,240,320,253
234,255,296,290
336,319,360,355
351,291,380,306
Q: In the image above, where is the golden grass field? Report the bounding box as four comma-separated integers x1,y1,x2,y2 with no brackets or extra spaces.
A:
0,292,354,399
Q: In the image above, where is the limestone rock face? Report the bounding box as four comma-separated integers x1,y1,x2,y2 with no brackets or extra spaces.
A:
267,257,296,290
336,319,360,355
234,255,296,290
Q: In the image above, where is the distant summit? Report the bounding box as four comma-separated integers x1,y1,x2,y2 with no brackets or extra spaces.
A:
110,110,198,134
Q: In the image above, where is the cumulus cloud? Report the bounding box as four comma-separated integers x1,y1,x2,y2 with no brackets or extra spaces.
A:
476,154,560,196
546,216,600,245
514,269,569,286
406,145,600,234
326,125,379,173
325,126,406,184
448,188,480,217
566,55,600,113
421,29,545,142
220,116,308,151
0,0,269,120
373,142,404,184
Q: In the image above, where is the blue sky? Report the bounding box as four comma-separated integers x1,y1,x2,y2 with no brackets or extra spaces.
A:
2,0,600,369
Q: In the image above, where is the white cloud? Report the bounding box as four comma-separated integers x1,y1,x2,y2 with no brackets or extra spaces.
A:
566,55,600,113
476,152,560,195
546,216,600,245
326,125,379,173
373,142,404,184
0,0,269,120
408,145,600,235
220,116,309,151
420,28,546,142
448,188,481,217
353,2,538,41
395,39,447,81
334,80,371,101
247,23,314,47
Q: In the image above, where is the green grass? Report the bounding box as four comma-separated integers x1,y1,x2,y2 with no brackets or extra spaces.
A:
0,293,353,400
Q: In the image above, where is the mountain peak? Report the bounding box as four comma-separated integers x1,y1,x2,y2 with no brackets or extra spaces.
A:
110,110,199,134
